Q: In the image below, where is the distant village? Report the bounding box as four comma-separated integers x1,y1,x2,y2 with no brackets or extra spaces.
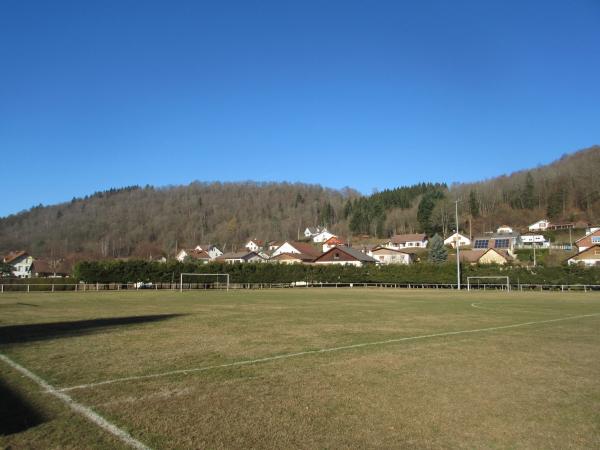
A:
3,219,600,279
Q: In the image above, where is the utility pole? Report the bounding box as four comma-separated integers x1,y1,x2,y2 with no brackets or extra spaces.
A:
455,200,461,290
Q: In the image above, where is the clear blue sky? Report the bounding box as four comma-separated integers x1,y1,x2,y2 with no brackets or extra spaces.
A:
1,0,599,217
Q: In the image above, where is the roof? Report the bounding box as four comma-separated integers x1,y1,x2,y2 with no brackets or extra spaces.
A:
459,249,512,263
566,244,600,261
246,239,264,246
184,249,210,260
575,228,600,244
324,236,346,245
3,251,29,264
389,234,427,244
315,246,378,263
285,241,322,258
305,227,320,234
271,252,315,262
370,246,411,255
30,259,72,275
218,251,263,261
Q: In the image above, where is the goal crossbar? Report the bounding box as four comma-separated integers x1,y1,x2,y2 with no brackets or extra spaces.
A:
180,273,230,292
466,276,510,292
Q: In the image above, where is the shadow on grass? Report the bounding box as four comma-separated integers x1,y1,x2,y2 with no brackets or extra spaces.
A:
0,379,46,435
0,314,184,345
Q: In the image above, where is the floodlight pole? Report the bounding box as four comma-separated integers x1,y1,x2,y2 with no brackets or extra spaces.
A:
455,200,461,290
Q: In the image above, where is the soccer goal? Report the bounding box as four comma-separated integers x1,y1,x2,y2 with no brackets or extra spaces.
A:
179,273,230,292
467,276,510,292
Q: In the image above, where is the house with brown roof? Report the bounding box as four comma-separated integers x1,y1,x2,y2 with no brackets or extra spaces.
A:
30,259,72,277
574,229,600,252
459,249,512,265
322,236,348,252
176,248,211,263
270,252,315,264
3,251,34,278
271,241,322,259
566,245,600,267
385,234,428,250
314,246,378,267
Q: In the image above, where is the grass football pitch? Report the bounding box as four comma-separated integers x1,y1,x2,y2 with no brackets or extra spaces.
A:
1,288,599,449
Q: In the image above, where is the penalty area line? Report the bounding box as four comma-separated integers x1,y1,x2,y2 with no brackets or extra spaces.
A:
0,353,150,450
57,312,600,393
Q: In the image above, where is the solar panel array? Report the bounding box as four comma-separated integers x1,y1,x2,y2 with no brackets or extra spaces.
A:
494,239,510,248
473,239,489,249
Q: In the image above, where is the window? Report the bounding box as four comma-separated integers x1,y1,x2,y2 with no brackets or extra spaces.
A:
334,252,340,260
592,236,600,244
474,239,489,249
495,239,510,249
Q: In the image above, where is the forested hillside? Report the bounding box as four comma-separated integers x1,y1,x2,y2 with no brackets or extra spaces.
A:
1,146,599,259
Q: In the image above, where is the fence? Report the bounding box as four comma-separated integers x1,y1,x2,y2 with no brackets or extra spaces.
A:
1,282,599,293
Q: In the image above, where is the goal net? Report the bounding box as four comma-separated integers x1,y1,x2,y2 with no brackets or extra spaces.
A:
179,273,230,292
466,276,510,292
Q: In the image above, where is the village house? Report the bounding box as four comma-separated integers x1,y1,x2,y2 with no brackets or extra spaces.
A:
574,229,600,252
322,236,347,252
528,219,550,231
270,252,315,264
443,232,471,248
496,225,514,234
30,259,72,277
176,248,211,263
217,251,266,264
313,246,378,267
312,229,336,243
385,233,428,250
472,233,520,254
195,244,223,259
459,248,512,265
244,239,264,252
271,241,322,259
3,251,34,278
303,227,321,238
367,246,413,265
566,245,600,266
520,233,549,248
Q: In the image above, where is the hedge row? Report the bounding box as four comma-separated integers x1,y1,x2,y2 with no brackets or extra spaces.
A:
73,260,600,285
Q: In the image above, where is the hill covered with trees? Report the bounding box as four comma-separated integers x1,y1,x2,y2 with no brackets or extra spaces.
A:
1,145,599,259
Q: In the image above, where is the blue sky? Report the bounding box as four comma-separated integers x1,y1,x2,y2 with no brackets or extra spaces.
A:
1,0,599,217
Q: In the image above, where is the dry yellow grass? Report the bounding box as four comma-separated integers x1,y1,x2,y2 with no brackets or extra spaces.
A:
1,289,599,449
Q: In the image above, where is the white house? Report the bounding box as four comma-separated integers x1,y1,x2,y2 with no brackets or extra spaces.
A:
272,241,321,259
443,232,471,248
322,236,346,252
3,251,34,278
217,251,266,264
303,227,321,238
245,239,264,252
585,226,600,236
367,246,412,265
496,225,514,234
528,219,550,232
385,234,428,250
520,233,549,248
196,244,223,260
312,229,336,243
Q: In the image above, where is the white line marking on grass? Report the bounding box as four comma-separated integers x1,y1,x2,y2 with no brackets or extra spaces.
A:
0,353,150,450
57,312,600,393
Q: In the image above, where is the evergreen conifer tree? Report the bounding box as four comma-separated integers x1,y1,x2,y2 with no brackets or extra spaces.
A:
428,234,448,263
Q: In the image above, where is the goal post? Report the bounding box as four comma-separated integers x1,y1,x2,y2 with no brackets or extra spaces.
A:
467,276,510,292
179,273,230,292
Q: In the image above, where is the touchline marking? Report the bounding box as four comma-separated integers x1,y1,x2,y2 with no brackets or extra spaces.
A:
0,353,150,450
57,312,600,393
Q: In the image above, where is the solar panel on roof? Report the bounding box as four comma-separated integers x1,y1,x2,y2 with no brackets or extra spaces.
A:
494,239,509,248
474,239,489,249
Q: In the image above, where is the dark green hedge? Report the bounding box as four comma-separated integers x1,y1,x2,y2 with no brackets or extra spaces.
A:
72,260,600,285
